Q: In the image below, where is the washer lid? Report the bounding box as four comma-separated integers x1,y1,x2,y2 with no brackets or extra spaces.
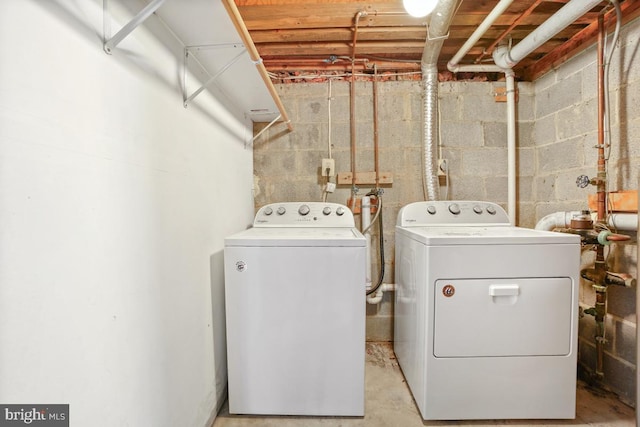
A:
225,227,366,247
396,225,580,245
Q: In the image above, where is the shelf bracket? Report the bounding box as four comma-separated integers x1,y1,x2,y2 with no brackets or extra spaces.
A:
183,48,247,108
103,0,166,54
248,114,282,148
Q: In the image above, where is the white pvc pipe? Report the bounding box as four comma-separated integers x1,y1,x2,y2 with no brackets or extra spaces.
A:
493,0,603,69
534,211,638,232
448,64,504,73
362,196,372,291
366,283,396,305
535,211,582,231
605,213,639,231
505,70,517,225
447,0,514,71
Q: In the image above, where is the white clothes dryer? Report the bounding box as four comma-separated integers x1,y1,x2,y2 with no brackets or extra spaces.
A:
224,202,366,416
394,201,581,420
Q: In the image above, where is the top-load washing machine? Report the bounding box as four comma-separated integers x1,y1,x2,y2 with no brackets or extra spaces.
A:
224,202,366,416
394,201,581,420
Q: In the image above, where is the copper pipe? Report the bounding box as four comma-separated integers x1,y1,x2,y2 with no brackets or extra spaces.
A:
475,0,544,64
597,13,607,223
606,233,632,242
350,11,367,196
592,12,608,381
373,64,380,189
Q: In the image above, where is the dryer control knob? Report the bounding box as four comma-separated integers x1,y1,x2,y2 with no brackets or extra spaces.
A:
322,206,332,215
277,206,286,215
298,204,310,216
473,205,483,214
427,205,437,215
336,207,345,216
264,207,273,216
448,203,460,215
486,205,497,215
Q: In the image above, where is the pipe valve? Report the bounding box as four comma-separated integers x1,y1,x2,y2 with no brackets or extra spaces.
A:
576,174,591,188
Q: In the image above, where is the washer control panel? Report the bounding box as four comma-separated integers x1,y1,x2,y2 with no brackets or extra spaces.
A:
254,202,354,227
397,201,510,226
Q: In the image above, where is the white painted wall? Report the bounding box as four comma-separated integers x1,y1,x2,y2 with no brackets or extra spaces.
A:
0,1,254,426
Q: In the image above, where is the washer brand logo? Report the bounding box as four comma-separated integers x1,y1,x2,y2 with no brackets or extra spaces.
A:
235,261,247,272
442,284,455,297
1,405,68,426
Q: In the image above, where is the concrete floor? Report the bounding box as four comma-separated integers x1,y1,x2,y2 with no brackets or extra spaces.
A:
212,342,635,427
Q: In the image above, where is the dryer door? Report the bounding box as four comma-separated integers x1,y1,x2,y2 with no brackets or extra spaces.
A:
433,277,573,357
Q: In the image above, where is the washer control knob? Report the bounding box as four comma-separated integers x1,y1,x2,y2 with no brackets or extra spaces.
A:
298,204,310,216
486,205,497,215
322,206,332,216
336,206,345,216
473,205,483,214
264,207,273,216
277,206,286,215
448,203,460,215
427,205,437,215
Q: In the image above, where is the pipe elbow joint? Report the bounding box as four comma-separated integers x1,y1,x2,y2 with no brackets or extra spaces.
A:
492,44,515,69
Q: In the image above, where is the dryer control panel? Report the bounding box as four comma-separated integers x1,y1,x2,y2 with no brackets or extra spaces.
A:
397,201,510,227
254,202,356,227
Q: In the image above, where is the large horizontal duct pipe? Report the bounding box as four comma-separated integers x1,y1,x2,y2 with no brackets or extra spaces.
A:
421,0,460,201
493,0,603,69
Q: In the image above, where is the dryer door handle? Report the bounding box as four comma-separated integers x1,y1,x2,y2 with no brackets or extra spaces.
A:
489,284,520,296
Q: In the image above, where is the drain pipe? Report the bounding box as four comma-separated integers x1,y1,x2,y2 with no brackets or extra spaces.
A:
535,211,638,232
493,0,603,69
421,0,460,201
362,196,372,292
505,69,517,225
446,0,516,223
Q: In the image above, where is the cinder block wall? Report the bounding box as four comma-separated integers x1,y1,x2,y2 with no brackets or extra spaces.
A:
253,17,639,406
533,17,640,406
253,79,534,341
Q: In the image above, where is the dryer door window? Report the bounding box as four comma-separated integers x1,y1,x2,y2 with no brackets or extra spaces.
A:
433,277,573,357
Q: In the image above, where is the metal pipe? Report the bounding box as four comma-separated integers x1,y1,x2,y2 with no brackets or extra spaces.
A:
597,13,607,223
592,13,609,381
493,0,603,69
593,285,607,379
350,11,367,202
373,65,380,189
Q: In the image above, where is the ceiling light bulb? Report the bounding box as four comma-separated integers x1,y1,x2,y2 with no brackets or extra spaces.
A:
403,0,438,18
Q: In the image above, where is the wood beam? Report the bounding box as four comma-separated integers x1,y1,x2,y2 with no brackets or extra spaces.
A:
523,0,640,81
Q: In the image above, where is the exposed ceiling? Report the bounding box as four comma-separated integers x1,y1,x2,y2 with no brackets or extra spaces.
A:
234,0,640,82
